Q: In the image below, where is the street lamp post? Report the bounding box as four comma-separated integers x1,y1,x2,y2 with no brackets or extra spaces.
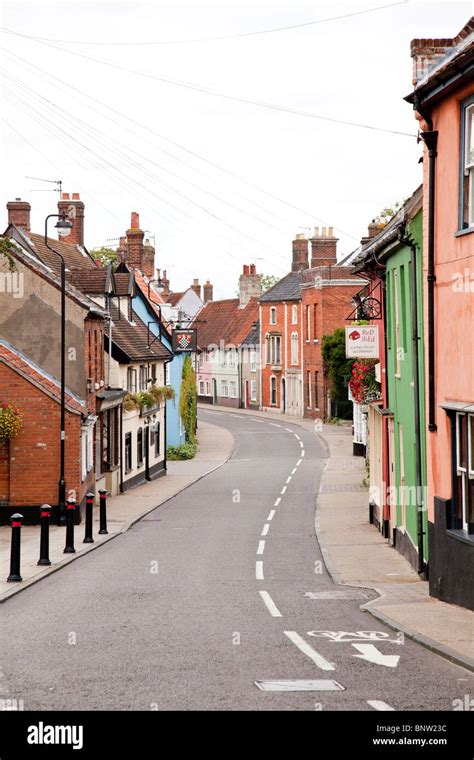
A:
44,213,73,525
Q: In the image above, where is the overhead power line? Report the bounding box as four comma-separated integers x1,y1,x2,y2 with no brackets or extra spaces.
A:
3,48,362,240
3,2,409,46
0,27,416,138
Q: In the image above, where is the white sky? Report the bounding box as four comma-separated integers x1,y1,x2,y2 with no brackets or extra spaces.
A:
0,1,471,298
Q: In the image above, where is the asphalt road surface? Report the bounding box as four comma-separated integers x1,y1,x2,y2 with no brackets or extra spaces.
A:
1,409,473,711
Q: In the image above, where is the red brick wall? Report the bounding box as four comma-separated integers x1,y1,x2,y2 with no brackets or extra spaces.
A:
260,300,302,408
0,363,84,508
84,315,104,414
302,270,363,419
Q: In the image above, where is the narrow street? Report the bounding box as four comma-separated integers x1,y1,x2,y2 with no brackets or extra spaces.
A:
1,409,472,711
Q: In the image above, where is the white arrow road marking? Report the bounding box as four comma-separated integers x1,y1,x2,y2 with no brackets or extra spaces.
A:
256,561,264,580
367,700,395,711
255,680,344,692
284,631,335,671
352,644,400,668
261,523,270,536
257,540,265,555
267,510,276,521
259,590,282,617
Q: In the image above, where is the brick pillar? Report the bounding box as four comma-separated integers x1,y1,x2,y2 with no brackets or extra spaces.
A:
7,199,30,232
57,192,85,245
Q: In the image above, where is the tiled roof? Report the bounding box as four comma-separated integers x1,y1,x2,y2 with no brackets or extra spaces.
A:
165,291,184,306
259,271,302,302
241,320,259,346
0,341,86,415
19,229,96,275
66,268,111,294
192,297,259,348
108,304,173,363
114,272,134,296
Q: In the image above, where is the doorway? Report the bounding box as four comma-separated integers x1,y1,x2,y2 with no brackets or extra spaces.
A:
280,377,286,413
213,378,218,404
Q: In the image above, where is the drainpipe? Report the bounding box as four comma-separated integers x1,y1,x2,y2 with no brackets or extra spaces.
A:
119,403,124,493
399,228,425,574
419,129,438,432
164,358,172,472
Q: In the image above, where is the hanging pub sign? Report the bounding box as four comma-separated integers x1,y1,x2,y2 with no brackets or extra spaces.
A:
345,325,379,358
172,328,197,352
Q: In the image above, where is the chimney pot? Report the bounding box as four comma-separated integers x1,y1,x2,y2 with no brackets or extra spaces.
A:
61,192,70,200
130,212,140,229
328,226,334,237
310,225,338,268
72,192,80,200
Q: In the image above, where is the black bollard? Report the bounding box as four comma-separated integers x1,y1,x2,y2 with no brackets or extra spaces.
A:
7,513,23,582
83,492,94,544
64,497,76,554
37,504,52,566
98,489,108,535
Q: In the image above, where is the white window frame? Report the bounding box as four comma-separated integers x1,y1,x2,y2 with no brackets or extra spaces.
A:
205,379,211,396
266,335,281,366
306,304,311,342
291,332,299,365
221,380,229,397
199,380,205,395
229,380,237,398
463,102,474,228
270,375,277,406
127,367,137,393
292,304,297,324
250,380,257,402
250,350,257,373
270,306,277,325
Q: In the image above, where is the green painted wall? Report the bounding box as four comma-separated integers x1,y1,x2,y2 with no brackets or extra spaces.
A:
385,210,428,559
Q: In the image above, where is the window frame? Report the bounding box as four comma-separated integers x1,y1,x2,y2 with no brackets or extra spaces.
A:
127,367,137,393
137,427,144,467
459,95,474,232
269,306,277,325
125,432,132,473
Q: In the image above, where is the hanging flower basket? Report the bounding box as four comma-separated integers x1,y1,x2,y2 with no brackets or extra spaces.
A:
349,360,381,405
0,402,23,440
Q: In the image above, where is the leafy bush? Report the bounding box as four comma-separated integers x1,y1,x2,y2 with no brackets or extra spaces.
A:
179,355,197,444
0,402,22,440
166,442,198,460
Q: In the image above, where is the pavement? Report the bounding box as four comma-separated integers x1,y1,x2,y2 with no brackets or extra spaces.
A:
0,420,234,603
1,407,472,711
202,404,474,672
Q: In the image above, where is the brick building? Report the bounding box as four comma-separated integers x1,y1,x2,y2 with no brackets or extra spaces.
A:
301,228,365,420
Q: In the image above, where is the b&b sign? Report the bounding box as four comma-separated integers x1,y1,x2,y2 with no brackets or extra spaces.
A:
345,325,379,358
172,329,197,352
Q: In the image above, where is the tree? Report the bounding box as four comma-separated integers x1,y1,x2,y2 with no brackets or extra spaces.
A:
260,274,279,293
90,246,117,267
0,237,18,271
321,327,354,419
179,354,197,444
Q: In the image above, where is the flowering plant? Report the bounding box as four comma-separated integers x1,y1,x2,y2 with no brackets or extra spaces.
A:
349,360,380,405
0,402,23,440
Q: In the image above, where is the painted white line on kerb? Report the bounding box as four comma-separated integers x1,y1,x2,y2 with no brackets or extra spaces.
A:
285,476,292,484
256,561,264,580
296,458,302,466
257,540,265,555
285,427,293,433
261,523,270,536
294,434,301,440
274,497,281,507
259,590,283,617
367,700,395,712
269,423,281,428
267,509,276,521
291,467,297,475
284,631,335,672
280,486,287,495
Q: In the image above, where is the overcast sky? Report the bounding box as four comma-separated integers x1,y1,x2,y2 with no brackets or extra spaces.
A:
0,1,471,298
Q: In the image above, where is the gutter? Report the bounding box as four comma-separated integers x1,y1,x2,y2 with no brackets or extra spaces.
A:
419,129,438,432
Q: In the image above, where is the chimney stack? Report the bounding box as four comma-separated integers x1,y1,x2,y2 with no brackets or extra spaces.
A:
292,233,309,272
310,226,338,268
161,269,170,297
142,238,155,279
203,280,213,303
191,278,201,299
125,211,144,270
239,263,261,307
361,220,383,247
7,198,31,232
57,192,85,245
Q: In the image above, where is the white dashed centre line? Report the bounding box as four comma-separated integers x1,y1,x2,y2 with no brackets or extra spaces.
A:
285,427,293,433
259,590,282,617
285,476,292,484
367,700,395,711
261,523,270,536
267,510,276,521
256,561,264,580
299,440,304,448
296,458,302,466
274,497,281,507
280,486,287,495
301,450,305,457
294,434,301,440
291,467,297,475
257,540,265,555
284,631,336,672
269,423,281,428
